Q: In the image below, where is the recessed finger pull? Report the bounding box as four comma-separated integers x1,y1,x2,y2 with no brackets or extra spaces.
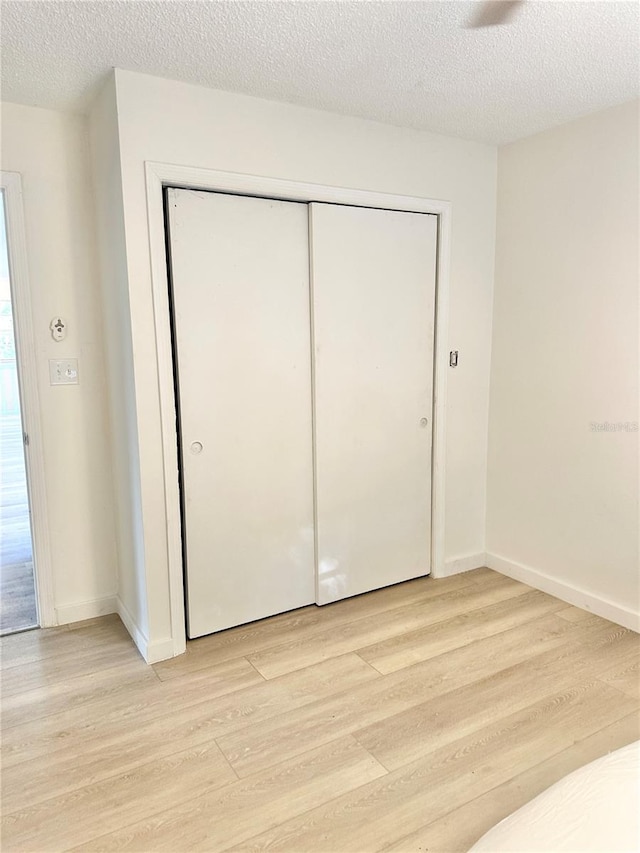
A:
190,441,203,454
420,418,429,427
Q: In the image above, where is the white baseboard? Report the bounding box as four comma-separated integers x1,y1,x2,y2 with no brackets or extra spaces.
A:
146,636,180,664
116,597,149,661
486,553,639,633
438,552,487,578
55,595,118,625
116,597,178,664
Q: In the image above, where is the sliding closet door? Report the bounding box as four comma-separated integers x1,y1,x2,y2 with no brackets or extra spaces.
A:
167,189,315,638
310,203,437,605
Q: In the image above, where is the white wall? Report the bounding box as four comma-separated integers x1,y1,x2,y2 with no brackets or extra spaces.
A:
107,69,497,655
3,75,635,656
0,102,117,623
487,100,640,629
88,79,149,645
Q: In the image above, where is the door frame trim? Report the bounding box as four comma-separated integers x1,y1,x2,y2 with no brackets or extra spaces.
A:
1,171,55,627
145,162,451,657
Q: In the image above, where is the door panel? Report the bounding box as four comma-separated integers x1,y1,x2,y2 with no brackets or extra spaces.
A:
310,203,437,604
0,191,38,634
168,189,315,638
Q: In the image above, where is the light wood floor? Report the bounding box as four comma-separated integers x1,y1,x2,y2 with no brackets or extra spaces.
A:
1,568,638,852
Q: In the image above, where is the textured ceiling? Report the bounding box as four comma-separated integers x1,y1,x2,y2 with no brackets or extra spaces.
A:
1,1,638,145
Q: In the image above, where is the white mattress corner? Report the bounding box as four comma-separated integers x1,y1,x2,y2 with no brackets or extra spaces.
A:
469,740,640,852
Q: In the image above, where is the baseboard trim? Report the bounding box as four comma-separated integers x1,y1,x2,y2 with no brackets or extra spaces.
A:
116,597,149,661
486,553,639,633
439,552,487,578
146,636,180,664
55,595,118,625
116,598,178,664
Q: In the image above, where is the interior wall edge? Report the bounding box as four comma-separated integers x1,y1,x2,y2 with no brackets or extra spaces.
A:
87,73,151,645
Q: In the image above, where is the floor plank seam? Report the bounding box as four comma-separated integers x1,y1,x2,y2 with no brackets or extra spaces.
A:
241,586,543,683
593,675,639,701
214,735,242,781
0,673,161,733
355,610,574,683
0,630,131,672
204,631,622,779
2,656,369,767
1,732,243,819
378,707,640,853
353,651,385,676
243,655,268,681
167,575,514,679
55,734,387,853
0,655,149,705
217,729,392,782
0,681,162,732
51,766,242,853
2,681,267,772
346,668,639,777
149,664,164,683
352,607,578,677
350,732,394,774
213,741,392,853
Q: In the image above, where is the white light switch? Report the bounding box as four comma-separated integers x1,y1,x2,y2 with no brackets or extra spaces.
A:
49,358,79,385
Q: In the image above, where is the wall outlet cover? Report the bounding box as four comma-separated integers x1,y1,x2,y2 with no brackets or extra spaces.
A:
49,358,79,385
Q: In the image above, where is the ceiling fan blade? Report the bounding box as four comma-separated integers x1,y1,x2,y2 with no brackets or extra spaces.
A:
467,0,524,28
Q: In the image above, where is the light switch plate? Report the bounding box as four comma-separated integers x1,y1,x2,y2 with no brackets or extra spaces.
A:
49,358,79,385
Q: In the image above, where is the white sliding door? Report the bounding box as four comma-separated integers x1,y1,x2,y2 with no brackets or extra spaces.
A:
310,203,437,604
167,189,315,638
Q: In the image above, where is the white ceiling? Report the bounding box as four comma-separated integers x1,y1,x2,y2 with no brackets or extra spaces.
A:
1,1,638,145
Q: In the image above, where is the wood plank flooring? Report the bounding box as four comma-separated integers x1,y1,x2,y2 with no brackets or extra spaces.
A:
1,568,638,852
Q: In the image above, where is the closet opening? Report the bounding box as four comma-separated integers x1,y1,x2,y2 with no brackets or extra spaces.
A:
162,185,439,641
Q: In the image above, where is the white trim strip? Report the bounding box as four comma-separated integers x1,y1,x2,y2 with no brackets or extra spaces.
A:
56,596,118,625
430,212,451,579
116,596,149,661
486,552,639,632
442,552,487,577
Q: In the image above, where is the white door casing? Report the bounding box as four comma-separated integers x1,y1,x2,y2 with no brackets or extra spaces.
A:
144,161,450,657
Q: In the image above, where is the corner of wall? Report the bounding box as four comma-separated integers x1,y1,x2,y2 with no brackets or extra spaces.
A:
440,553,488,578
481,145,499,561
56,596,118,625
88,71,151,653
485,552,639,632
116,596,176,663
486,101,639,630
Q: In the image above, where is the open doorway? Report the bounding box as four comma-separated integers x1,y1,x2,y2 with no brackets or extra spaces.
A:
0,189,38,635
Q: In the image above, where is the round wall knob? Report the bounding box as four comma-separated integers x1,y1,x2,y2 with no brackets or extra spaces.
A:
190,441,203,454
420,418,429,427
